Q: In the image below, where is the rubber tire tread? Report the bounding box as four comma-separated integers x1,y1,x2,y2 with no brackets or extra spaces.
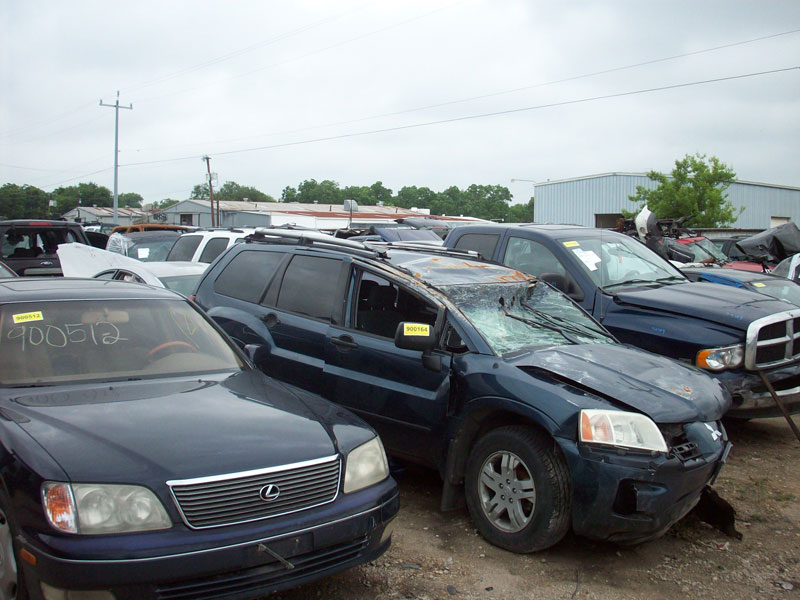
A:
465,425,571,553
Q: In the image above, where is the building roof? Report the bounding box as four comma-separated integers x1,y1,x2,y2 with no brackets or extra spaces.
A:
63,206,149,218
534,172,800,191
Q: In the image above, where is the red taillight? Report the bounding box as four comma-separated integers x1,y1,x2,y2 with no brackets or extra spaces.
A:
26,221,52,226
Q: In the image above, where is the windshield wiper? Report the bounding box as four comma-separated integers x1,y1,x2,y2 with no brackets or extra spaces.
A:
499,300,580,344
600,278,660,290
520,300,614,340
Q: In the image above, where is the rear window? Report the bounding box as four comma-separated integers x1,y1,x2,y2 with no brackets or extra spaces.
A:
198,237,230,263
214,250,283,303
167,235,203,261
2,228,81,259
452,233,499,259
276,255,341,321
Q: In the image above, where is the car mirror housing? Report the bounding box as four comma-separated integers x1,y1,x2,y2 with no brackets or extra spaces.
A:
394,322,437,352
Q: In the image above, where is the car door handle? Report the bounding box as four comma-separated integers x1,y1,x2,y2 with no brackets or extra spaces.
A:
331,335,358,350
260,313,280,329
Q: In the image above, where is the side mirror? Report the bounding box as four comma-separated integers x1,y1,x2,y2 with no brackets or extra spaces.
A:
394,322,437,352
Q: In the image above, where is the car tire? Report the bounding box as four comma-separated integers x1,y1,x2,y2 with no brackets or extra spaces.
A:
0,502,28,600
465,426,571,553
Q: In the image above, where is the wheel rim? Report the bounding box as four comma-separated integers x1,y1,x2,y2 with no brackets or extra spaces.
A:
0,509,18,599
477,450,536,533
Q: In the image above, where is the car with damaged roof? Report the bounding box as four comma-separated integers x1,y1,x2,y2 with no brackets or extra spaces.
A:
0,277,397,599
445,224,800,420
193,230,732,553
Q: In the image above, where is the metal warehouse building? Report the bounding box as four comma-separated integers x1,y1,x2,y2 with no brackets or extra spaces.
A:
533,173,800,231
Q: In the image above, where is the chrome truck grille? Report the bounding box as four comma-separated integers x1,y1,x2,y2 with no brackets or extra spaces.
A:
167,455,340,529
745,309,800,370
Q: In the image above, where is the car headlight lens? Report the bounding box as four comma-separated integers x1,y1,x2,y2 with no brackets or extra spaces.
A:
42,482,171,534
696,344,744,371
343,436,389,494
579,409,668,452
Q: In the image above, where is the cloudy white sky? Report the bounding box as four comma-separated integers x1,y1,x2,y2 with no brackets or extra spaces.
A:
1,1,799,206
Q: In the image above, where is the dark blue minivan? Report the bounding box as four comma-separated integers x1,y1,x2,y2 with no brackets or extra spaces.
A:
194,230,732,553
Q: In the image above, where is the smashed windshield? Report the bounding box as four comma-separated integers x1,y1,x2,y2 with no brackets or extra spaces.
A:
749,279,800,307
440,281,613,356
560,235,683,290
0,299,243,386
686,238,728,262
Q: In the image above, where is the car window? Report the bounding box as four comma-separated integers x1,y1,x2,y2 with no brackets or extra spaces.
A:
0,299,243,386
167,235,203,261
276,255,341,321
350,269,438,339
452,233,499,259
198,237,230,263
215,250,283,303
503,237,566,277
94,270,117,280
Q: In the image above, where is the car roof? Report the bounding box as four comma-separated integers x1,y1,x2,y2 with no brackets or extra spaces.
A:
0,219,82,228
0,277,181,303
114,230,182,240
385,250,532,286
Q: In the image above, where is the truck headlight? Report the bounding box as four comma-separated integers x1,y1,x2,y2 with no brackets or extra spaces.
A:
43,482,171,534
343,437,389,493
579,409,668,452
696,344,744,371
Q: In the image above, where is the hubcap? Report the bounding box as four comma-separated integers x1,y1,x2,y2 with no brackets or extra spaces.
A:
0,509,18,599
477,451,536,533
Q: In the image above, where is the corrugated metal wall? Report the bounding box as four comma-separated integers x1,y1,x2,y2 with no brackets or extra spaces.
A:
536,174,800,229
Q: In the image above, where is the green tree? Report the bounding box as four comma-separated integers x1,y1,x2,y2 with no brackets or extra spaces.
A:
296,179,342,205
190,183,210,200
280,186,298,202
0,183,51,219
119,192,143,208
628,153,741,227
216,181,275,203
152,198,180,210
507,197,535,223
392,186,438,210
50,182,113,216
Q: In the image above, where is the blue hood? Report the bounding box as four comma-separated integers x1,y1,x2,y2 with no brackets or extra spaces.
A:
510,343,731,423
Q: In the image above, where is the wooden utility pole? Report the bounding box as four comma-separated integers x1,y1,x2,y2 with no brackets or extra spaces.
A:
203,155,216,227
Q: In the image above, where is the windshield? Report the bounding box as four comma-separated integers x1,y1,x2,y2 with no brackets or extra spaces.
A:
440,281,613,355
749,279,800,307
0,299,243,386
561,235,684,289
686,238,728,262
107,234,177,262
160,274,203,296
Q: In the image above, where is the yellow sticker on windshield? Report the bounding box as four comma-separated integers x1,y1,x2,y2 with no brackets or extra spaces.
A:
753,282,766,287
563,241,579,248
404,323,430,337
13,311,43,324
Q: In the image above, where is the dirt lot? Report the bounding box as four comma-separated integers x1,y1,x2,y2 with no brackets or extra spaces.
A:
272,417,799,600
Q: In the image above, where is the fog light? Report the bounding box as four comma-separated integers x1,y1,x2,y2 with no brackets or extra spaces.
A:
41,583,116,600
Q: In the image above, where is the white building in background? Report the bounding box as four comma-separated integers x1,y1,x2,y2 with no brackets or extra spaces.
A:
156,200,447,230
61,206,148,228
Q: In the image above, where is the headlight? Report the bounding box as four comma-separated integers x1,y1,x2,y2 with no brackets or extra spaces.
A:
579,409,668,452
343,436,389,494
696,344,744,371
42,482,171,534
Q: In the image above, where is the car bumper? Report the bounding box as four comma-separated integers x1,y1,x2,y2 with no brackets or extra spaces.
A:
556,424,729,544
716,364,800,419
18,479,398,600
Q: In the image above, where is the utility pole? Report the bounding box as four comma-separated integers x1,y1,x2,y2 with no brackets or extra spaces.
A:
202,155,216,227
99,91,133,223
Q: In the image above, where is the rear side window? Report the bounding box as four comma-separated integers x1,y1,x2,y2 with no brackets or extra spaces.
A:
167,235,203,261
198,237,230,263
452,233,499,259
503,237,566,277
214,250,283,303
276,255,341,321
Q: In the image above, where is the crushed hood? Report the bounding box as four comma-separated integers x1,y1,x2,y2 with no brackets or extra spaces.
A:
612,281,794,330
510,344,730,422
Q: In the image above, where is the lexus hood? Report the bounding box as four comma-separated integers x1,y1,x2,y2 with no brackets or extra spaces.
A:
510,344,731,422
612,281,795,330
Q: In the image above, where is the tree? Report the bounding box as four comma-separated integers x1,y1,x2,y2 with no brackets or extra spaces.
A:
216,181,275,203
119,192,143,208
280,186,298,202
190,183,210,200
507,197,535,223
152,199,180,210
628,153,741,227
0,183,50,219
296,179,342,205
50,182,113,216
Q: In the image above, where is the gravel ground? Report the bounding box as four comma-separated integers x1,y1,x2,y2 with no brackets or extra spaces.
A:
271,417,799,600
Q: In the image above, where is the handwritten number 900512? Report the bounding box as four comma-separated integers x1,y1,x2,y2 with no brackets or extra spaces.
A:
7,322,126,351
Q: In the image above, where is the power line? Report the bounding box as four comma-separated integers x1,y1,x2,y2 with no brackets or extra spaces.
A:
119,66,799,168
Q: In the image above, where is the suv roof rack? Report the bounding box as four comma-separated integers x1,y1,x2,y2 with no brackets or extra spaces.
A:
363,240,485,260
246,228,387,259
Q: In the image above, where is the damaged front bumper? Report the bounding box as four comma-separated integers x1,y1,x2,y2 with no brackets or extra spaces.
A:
556,420,730,544
716,363,800,419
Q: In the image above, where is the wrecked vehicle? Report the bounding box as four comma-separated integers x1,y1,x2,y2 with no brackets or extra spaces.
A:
194,230,731,552
445,223,800,419
0,219,90,276
735,222,800,266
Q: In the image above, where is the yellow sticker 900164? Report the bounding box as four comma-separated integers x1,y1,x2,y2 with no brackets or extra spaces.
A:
403,323,430,336
563,241,579,248
13,311,44,324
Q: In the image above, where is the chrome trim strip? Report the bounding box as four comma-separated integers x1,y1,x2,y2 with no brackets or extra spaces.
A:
166,455,338,487
21,493,398,566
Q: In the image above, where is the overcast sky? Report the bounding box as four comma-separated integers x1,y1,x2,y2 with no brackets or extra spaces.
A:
1,0,799,206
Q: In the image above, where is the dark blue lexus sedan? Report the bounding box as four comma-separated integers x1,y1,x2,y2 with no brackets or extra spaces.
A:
0,278,397,599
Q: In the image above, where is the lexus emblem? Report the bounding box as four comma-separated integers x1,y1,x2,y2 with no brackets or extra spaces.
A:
259,484,281,502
